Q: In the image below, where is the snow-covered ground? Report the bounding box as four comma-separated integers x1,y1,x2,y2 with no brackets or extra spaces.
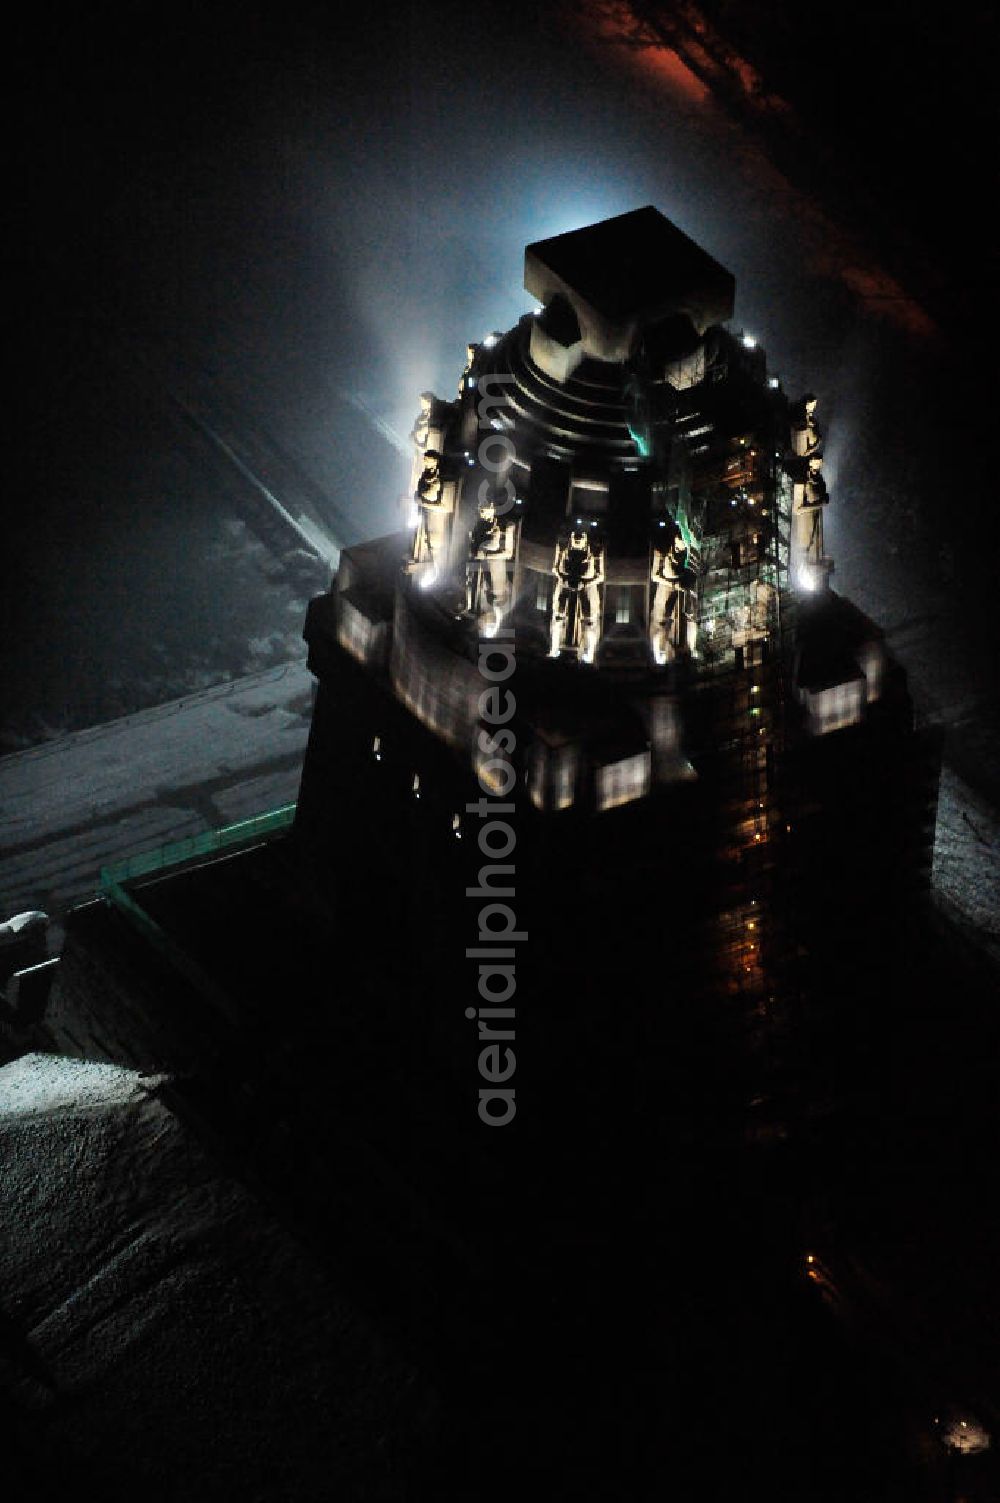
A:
0,662,313,918
0,1052,435,1500
932,765,1000,964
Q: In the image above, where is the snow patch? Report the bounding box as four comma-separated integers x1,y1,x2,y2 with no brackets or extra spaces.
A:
933,767,1000,944
0,1052,161,1122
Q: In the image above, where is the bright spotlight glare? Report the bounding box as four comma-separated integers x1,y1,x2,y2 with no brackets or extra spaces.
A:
742,333,756,349
419,568,438,591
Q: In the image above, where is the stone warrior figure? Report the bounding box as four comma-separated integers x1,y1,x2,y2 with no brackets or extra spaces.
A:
794,453,828,568
790,392,822,460
465,496,514,632
408,390,456,498
549,526,605,664
411,449,447,570
410,391,437,451
650,524,697,664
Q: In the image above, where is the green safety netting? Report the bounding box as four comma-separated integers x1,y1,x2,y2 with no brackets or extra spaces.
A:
100,803,297,893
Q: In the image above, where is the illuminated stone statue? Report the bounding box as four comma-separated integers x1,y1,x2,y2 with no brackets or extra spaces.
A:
791,393,822,460
411,391,436,451
650,526,696,664
549,527,605,664
791,453,829,583
408,391,455,498
466,497,515,634
789,389,829,588
410,449,449,575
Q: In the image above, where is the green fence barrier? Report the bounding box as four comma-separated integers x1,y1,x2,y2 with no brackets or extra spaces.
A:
95,802,297,1015
100,802,297,893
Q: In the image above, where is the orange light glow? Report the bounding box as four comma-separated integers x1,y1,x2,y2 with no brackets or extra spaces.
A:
634,42,711,104
577,1,710,105
570,1,936,338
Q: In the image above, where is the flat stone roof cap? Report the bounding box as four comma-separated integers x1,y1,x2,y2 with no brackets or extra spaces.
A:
525,206,735,332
